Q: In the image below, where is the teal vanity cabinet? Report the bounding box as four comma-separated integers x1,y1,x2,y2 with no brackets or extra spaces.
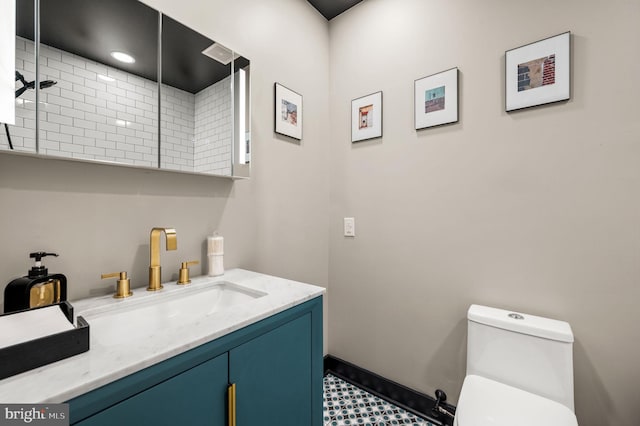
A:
68,297,323,426
73,354,229,425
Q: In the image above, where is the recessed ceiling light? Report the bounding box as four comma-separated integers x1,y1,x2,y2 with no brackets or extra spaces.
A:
98,74,115,82
110,51,135,64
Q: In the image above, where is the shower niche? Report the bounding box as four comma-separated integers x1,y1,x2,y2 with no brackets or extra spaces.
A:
2,0,251,178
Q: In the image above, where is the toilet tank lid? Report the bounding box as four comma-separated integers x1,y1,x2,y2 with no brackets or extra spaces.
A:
468,305,574,343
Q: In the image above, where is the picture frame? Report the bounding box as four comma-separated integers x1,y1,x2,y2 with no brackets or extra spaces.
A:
414,68,459,130
351,91,382,142
505,32,570,112
274,82,303,140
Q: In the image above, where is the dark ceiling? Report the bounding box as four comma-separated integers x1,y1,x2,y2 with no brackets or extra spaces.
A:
16,0,248,94
306,0,363,20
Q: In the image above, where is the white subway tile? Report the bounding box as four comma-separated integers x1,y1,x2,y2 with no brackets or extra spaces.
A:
72,135,96,147
99,92,118,103
97,139,117,149
96,107,117,118
116,142,135,152
117,96,136,108
61,54,86,69
116,111,136,122
126,74,147,87
40,102,61,115
60,88,85,102
74,67,97,81
84,112,107,124
84,79,107,92
47,113,73,126
116,126,136,137
84,129,107,140
40,139,61,151
39,65,61,79
60,106,85,120
73,118,97,130
86,96,107,109
60,142,84,153
136,86,154,98
46,58,74,74
73,84,97,98
97,123,117,134
105,148,124,159
73,101,97,114
86,62,108,75
117,80,137,92
106,133,125,143
16,49,35,62
126,90,145,102
40,46,62,61
59,70,85,86
106,85,127,98
85,146,106,157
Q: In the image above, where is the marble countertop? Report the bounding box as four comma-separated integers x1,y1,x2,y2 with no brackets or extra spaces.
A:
0,269,325,403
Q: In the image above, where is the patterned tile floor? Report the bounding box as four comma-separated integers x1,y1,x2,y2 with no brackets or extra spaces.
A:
323,374,436,426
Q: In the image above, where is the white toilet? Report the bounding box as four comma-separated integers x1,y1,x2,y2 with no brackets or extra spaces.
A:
454,304,579,426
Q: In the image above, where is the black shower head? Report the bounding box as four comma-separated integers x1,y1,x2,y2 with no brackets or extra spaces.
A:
40,80,57,89
14,70,57,98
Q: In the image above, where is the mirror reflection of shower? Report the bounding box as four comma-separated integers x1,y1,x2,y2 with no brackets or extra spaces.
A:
3,71,57,149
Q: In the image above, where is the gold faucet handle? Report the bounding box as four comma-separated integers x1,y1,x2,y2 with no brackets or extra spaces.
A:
177,260,199,285
101,271,133,299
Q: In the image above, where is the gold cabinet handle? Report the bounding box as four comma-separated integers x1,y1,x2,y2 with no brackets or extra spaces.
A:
228,383,236,426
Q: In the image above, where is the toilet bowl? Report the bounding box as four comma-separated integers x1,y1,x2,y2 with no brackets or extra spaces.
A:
454,305,578,426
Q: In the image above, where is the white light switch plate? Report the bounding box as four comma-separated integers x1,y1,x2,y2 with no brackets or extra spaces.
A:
344,217,355,237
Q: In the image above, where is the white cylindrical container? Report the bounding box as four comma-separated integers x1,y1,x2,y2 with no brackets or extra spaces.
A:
208,235,224,255
208,254,224,277
207,234,224,276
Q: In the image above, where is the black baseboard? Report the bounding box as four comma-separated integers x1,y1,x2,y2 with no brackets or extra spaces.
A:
324,355,456,426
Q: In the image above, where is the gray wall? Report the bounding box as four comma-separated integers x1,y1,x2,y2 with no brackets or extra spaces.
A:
327,1,639,426
0,0,330,334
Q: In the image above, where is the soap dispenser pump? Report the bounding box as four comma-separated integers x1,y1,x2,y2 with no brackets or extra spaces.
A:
4,252,68,314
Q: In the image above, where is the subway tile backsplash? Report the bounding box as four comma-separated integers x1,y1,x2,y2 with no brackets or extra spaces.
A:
4,37,231,175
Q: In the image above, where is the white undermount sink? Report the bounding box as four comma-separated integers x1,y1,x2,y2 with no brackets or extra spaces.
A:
82,281,267,346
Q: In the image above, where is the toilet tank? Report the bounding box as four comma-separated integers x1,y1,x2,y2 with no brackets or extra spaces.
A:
466,305,575,410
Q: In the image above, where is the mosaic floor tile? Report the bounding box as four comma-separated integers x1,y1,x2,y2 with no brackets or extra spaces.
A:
323,374,435,426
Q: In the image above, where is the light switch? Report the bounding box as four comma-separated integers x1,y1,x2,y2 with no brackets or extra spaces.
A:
344,217,355,237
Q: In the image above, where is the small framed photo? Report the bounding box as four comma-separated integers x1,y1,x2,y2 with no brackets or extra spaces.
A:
274,83,303,140
351,91,382,142
505,32,570,112
414,68,459,130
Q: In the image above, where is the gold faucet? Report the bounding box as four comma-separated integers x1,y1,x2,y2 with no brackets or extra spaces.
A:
148,227,177,291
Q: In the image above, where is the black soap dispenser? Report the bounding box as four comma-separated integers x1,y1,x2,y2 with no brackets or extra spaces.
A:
4,252,68,314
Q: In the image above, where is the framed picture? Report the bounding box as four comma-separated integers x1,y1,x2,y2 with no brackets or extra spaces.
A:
351,91,382,142
505,32,570,112
274,83,302,140
414,68,459,130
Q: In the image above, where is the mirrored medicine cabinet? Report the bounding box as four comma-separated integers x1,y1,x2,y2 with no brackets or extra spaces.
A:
0,0,251,178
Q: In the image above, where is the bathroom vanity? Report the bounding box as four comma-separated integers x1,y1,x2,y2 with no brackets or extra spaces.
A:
0,269,325,425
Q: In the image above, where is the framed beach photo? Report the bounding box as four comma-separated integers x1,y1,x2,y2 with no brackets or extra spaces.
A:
505,32,570,112
274,83,303,140
414,68,459,130
351,91,382,142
